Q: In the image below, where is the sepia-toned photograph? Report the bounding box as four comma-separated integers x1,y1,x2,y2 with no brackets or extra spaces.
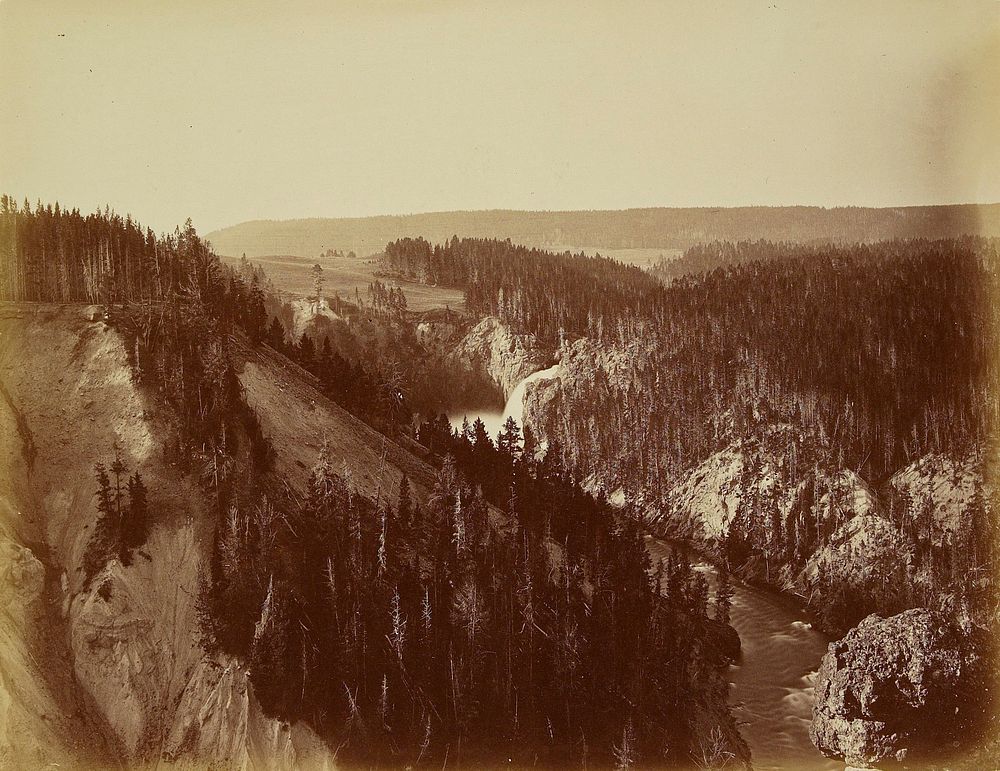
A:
1,2,998,768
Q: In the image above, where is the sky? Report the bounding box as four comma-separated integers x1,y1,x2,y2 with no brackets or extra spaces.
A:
1,0,998,235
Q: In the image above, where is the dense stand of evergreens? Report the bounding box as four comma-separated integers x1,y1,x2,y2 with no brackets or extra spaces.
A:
84,446,150,584
2,198,743,766
383,236,999,483
649,239,826,282
200,418,738,767
265,316,414,433
382,236,1000,634
382,237,658,345
0,195,224,304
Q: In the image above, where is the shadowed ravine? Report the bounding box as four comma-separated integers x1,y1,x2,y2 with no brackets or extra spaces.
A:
645,537,839,770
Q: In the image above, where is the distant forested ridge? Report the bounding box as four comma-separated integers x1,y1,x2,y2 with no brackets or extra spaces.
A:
206,203,1000,258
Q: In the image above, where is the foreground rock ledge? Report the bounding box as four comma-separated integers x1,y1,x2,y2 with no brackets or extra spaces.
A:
810,608,988,768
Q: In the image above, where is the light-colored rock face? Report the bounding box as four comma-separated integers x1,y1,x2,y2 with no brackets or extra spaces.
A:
454,316,548,397
0,306,335,768
164,658,334,770
797,471,902,589
0,537,44,613
658,448,746,540
810,608,984,768
646,424,824,544
290,297,342,341
639,418,989,613
889,451,985,541
0,531,81,769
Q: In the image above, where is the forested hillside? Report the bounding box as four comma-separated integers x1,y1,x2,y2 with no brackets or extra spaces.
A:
206,203,1000,259
381,235,1000,637
0,197,747,767
382,236,657,344
383,236,999,483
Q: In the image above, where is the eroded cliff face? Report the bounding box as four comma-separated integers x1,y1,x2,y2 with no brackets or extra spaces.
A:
0,517,98,769
0,304,334,768
453,316,549,397
810,609,989,768
889,451,986,543
640,423,891,594
529,352,994,632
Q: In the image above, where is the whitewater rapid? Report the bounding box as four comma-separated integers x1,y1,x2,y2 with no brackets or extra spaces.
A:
645,537,837,770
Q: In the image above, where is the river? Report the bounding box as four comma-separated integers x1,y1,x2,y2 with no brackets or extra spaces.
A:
645,537,837,770
450,369,837,769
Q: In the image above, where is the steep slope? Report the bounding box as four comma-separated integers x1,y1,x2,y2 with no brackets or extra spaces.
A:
638,418,994,631
0,303,442,767
888,451,985,541
238,342,437,502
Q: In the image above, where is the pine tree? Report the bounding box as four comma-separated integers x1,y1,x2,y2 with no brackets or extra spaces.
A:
123,471,149,555
84,461,124,580
397,473,412,528
497,415,522,458
267,316,285,349
714,568,734,625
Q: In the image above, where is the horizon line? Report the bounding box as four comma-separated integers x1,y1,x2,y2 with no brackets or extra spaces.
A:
206,200,1000,233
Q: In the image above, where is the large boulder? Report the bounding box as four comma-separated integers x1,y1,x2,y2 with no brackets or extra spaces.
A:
810,608,988,767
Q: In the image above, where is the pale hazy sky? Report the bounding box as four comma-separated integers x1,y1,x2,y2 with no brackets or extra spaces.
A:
1,1,998,234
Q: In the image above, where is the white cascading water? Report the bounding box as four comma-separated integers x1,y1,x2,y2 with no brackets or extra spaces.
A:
448,363,562,441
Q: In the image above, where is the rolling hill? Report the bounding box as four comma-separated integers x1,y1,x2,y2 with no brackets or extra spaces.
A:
206,203,1000,260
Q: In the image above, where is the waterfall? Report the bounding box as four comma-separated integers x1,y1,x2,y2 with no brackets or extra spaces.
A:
448,363,562,441
500,363,562,432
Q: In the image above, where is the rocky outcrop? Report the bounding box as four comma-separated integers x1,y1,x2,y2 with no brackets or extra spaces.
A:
889,451,987,544
164,658,333,769
454,316,548,397
521,335,641,457
810,609,988,767
289,297,343,341
0,537,45,613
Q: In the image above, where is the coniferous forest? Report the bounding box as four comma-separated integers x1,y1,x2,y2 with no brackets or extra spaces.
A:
6,5,1000,769
381,235,999,483
3,196,998,767
0,198,744,766
381,235,1000,636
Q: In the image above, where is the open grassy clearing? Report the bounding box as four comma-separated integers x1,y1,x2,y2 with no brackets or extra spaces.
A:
221,253,465,313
